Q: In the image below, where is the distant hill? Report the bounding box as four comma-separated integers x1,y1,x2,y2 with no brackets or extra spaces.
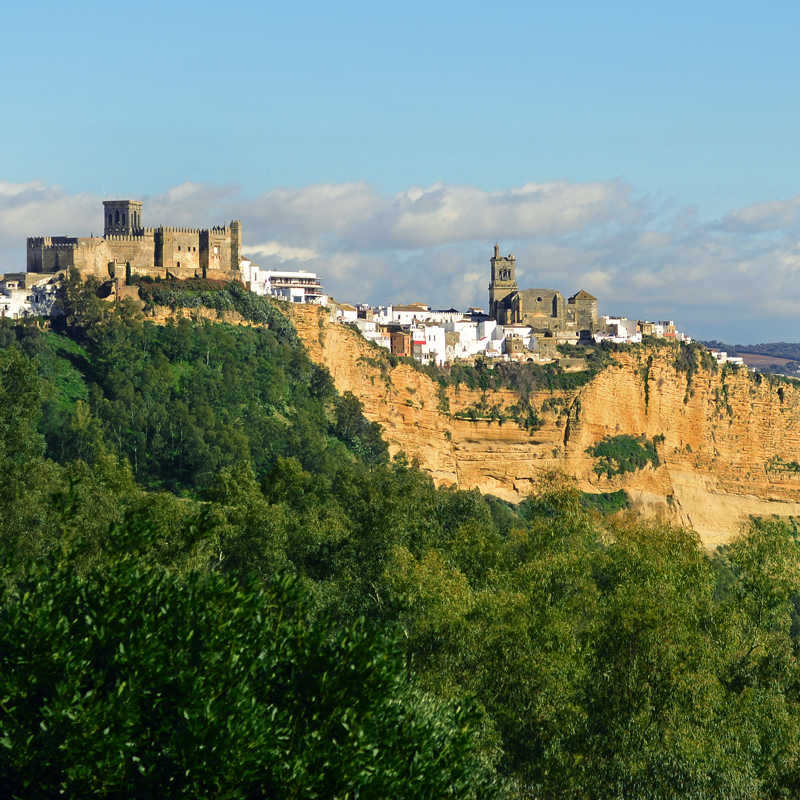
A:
701,340,800,375
702,340,800,360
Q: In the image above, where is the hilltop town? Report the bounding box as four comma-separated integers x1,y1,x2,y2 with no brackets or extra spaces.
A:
4,198,750,369
329,244,698,369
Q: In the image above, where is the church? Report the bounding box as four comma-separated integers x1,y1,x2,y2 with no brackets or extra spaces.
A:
487,245,598,333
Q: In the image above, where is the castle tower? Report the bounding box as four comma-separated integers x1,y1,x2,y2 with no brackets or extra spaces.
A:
488,244,517,320
103,200,143,237
230,220,242,269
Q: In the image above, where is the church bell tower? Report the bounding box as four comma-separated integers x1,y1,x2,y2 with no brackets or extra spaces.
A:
103,200,143,237
488,244,517,320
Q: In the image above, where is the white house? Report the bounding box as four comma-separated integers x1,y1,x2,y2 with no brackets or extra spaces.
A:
391,303,431,325
240,260,327,305
0,274,59,319
421,323,447,366
710,350,745,367
599,317,642,344
334,302,358,323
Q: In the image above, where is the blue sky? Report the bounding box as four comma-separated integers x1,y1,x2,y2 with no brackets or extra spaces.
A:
3,1,800,341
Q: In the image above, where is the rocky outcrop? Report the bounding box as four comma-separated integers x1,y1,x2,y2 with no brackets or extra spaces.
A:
288,305,800,546
145,304,256,327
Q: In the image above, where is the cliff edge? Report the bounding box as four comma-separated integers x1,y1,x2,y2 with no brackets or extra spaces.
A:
291,305,800,547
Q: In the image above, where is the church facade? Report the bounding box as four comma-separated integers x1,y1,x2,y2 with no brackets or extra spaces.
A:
27,200,242,283
488,245,597,333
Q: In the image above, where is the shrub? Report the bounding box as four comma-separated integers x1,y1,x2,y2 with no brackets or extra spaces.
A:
580,489,632,513
587,434,661,477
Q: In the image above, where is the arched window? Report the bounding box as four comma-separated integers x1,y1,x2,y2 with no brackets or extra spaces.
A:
122,214,126,225
108,214,112,226
115,210,120,224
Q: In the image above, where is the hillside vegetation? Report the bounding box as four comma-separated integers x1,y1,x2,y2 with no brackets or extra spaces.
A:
3,277,800,797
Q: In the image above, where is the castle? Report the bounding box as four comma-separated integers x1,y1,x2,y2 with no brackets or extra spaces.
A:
488,245,598,333
27,200,242,283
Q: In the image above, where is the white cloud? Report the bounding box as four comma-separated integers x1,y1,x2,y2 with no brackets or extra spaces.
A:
719,195,800,233
580,270,613,293
631,271,665,289
242,241,318,262
0,181,43,198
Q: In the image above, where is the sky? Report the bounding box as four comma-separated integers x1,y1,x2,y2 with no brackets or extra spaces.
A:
2,0,800,342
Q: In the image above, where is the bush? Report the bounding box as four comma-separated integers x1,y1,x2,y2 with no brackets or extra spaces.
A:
587,434,661,477
580,489,632,513
136,280,298,343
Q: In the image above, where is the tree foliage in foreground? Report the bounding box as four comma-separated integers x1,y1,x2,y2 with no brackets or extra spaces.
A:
0,559,499,799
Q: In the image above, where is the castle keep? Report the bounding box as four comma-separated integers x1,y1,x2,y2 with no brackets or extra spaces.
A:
27,200,242,282
488,245,597,333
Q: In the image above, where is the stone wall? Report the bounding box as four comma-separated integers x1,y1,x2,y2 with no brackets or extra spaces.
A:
28,237,79,273
200,226,235,273
155,228,202,273
568,292,598,331
103,233,157,277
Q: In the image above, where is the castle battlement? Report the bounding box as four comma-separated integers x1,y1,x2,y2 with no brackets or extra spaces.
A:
29,241,80,250
157,226,204,234
104,232,154,243
27,236,79,248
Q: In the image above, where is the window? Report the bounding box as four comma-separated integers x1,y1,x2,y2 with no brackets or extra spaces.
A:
115,210,120,224
177,261,181,267
178,245,181,251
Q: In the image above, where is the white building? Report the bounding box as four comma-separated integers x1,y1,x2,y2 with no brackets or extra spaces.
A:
333,302,358,323
597,316,642,344
353,318,377,335
240,260,327,305
391,303,431,325
0,274,59,319
420,323,447,366
710,350,745,367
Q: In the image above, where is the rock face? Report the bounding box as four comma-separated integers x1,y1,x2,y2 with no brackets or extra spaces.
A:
291,305,800,547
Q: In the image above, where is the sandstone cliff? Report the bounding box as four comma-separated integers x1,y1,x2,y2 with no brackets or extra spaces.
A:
290,305,800,547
